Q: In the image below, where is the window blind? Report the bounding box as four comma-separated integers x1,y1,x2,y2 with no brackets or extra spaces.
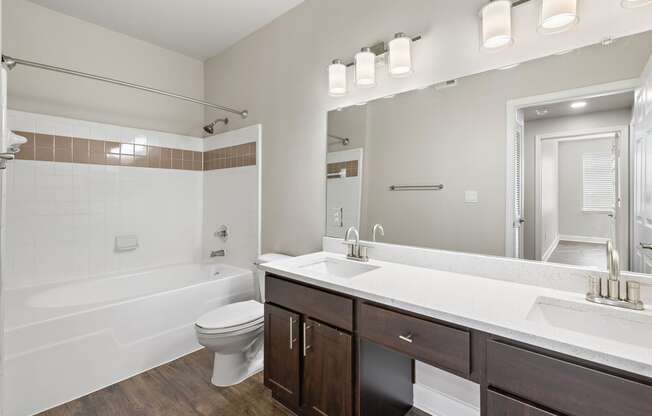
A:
582,152,615,212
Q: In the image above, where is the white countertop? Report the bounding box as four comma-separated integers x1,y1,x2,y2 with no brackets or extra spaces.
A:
260,251,652,378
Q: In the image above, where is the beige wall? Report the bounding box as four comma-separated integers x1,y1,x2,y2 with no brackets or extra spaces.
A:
3,0,205,136
204,0,652,255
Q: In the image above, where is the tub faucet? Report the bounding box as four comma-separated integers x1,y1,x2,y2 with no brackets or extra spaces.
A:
210,249,225,258
586,240,644,310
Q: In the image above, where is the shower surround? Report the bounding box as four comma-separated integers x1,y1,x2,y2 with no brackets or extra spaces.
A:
3,110,262,415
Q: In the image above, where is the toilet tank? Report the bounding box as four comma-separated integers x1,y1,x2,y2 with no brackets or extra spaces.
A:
254,253,292,302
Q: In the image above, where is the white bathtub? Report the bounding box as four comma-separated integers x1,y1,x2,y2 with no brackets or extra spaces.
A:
3,262,256,416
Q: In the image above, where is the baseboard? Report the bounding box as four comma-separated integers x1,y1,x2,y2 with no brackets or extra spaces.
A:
558,234,609,245
542,236,560,262
413,383,480,416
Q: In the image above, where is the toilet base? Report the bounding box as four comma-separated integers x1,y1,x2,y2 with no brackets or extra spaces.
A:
210,346,264,387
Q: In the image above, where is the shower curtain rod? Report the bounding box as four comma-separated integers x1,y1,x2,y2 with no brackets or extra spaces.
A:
1,54,248,119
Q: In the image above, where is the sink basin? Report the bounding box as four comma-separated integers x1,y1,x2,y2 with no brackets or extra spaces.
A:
526,297,652,348
298,258,379,279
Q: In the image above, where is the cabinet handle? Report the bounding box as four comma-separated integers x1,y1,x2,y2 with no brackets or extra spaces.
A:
398,333,413,344
303,322,312,357
289,317,294,350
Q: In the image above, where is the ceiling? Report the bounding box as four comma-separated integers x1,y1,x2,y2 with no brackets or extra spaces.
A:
27,0,305,60
523,91,635,122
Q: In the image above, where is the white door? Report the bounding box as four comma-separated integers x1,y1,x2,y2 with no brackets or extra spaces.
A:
632,54,652,273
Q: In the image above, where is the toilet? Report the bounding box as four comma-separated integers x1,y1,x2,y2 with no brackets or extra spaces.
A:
195,253,291,387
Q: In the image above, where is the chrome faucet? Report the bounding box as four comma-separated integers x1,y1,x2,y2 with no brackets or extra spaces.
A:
210,249,226,258
344,226,368,262
372,224,384,242
586,240,644,310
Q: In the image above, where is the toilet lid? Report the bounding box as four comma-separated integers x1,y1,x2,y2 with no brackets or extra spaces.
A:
195,300,263,331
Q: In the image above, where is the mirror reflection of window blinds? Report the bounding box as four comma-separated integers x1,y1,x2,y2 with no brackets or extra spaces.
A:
582,152,615,212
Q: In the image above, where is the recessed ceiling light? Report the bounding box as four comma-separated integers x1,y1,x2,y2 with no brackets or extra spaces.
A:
570,101,587,109
536,109,549,116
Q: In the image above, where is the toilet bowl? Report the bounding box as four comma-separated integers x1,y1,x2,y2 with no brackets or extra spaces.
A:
195,253,291,387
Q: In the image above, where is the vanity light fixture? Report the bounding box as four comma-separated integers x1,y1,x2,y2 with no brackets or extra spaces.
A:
388,33,413,77
327,33,421,97
570,101,587,109
328,59,347,97
481,0,513,50
355,47,376,88
621,0,652,7
539,0,579,34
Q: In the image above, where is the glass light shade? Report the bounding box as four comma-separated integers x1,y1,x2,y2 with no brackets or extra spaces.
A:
621,0,652,7
328,60,347,96
481,1,513,49
539,0,579,34
355,48,376,88
388,33,412,77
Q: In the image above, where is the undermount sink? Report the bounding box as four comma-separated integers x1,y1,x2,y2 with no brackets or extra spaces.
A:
298,258,379,279
526,297,652,348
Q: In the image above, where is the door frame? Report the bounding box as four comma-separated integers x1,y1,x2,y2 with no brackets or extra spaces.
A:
534,126,628,262
504,78,640,258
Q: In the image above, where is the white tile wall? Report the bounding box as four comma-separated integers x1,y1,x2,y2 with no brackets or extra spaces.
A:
203,125,261,270
5,112,204,289
8,110,204,151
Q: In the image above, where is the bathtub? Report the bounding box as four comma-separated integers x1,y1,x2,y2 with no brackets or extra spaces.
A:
3,262,256,416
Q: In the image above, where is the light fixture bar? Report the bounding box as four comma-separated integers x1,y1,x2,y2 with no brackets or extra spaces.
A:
341,35,422,67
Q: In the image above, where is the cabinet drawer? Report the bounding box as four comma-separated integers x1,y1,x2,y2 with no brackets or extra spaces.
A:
266,275,353,331
486,340,652,416
486,390,557,416
359,303,471,377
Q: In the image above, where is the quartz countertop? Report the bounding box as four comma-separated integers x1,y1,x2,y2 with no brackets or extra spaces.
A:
260,251,652,378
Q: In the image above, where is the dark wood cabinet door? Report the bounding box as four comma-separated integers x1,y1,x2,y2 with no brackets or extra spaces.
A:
486,390,559,416
303,318,353,416
264,303,301,409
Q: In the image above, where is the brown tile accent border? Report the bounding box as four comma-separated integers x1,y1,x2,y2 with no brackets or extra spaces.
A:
327,160,358,178
12,131,256,172
203,142,256,171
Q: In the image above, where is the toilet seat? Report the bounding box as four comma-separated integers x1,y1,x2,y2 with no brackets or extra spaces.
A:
195,300,263,335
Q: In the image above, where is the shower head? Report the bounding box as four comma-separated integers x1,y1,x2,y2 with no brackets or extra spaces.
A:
203,117,229,135
1,56,16,71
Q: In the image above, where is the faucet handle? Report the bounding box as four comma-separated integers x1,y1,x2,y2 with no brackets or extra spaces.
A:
587,275,601,298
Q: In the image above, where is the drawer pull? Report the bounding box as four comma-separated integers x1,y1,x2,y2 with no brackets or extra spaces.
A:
398,333,413,343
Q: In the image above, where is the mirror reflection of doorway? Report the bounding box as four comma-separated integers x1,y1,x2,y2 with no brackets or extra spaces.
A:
516,90,635,270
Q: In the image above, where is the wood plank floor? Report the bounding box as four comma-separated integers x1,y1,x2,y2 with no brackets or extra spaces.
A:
38,348,429,416
547,240,607,269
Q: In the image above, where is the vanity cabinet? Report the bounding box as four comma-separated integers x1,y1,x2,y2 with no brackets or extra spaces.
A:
263,303,301,408
265,276,354,416
264,273,652,416
303,318,353,416
485,340,652,416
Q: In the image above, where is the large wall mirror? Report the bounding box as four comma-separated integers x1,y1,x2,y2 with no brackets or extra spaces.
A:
325,30,652,274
